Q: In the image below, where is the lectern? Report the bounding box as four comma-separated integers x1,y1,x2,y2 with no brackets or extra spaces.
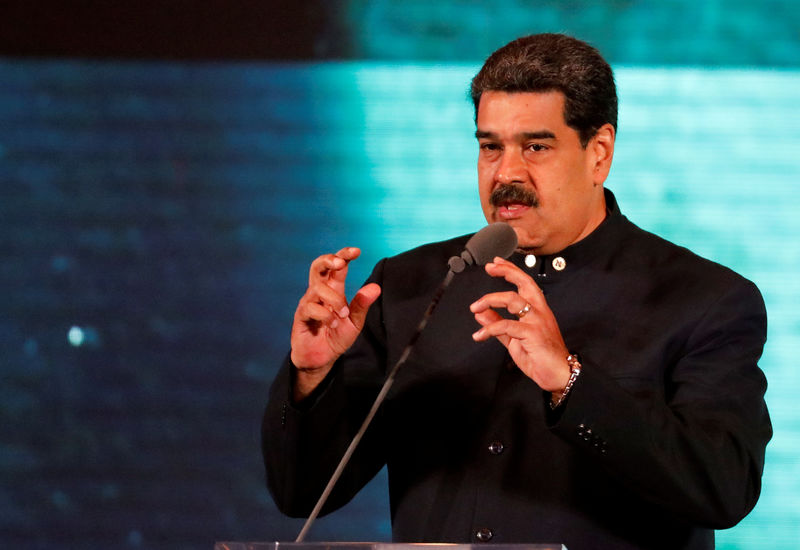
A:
215,543,566,550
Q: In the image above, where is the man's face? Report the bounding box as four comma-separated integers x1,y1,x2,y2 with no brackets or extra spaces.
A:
476,90,613,254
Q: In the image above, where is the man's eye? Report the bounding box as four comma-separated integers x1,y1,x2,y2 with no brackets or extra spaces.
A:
480,143,500,151
527,143,547,152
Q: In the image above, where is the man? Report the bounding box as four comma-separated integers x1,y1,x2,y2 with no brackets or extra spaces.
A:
262,34,771,549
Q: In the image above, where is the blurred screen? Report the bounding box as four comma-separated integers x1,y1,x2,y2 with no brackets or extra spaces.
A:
2,5,799,548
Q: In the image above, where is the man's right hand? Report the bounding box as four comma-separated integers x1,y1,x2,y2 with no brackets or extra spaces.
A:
290,247,381,401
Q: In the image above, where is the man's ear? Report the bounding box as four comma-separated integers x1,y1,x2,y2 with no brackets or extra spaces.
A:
591,123,615,184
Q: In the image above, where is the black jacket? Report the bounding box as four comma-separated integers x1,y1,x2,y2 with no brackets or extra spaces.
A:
263,190,771,550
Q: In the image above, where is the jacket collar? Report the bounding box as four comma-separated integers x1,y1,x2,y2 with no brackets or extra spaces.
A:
509,188,626,281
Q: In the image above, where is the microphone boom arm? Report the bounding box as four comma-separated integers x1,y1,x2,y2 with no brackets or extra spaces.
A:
295,223,516,541
295,269,455,542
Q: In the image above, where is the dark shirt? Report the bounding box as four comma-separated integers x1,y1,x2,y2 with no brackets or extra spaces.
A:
263,189,771,550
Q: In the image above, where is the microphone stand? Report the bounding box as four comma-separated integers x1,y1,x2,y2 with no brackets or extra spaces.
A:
294,221,516,541
295,268,456,542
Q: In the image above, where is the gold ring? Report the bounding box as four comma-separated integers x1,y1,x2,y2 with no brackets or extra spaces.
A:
516,303,532,318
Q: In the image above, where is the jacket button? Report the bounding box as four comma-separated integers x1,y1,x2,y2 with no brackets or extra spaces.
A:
488,441,504,455
475,527,493,542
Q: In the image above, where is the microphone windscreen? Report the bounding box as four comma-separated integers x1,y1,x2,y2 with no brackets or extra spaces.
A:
465,222,518,265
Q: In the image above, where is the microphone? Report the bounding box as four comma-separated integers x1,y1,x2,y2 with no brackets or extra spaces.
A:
295,223,518,541
448,222,518,273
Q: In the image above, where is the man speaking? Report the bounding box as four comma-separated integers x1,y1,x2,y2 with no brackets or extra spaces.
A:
262,33,771,550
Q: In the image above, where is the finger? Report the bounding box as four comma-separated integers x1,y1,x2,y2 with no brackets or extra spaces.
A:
470,291,532,317
305,283,351,319
348,283,382,331
484,257,546,306
309,254,345,282
309,247,361,284
299,301,341,329
472,317,533,343
473,309,511,347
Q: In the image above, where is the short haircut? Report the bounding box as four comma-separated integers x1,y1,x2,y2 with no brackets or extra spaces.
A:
470,33,618,147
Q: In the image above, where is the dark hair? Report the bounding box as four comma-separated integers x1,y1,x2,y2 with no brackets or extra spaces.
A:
470,33,617,147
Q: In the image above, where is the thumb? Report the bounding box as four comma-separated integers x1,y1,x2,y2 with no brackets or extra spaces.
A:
348,283,381,330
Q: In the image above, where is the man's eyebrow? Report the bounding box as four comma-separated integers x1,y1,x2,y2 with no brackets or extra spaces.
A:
522,130,557,140
474,130,557,140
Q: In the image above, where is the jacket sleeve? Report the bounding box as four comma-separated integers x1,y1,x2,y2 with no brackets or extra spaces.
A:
548,277,772,529
261,259,389,518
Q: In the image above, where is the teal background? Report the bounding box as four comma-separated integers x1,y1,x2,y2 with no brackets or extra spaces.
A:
1,1,799,548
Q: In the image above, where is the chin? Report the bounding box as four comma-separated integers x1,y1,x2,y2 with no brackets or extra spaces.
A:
510,227,537,249
509,226,546,250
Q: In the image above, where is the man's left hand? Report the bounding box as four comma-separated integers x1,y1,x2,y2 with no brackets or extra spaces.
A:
470,256,572,395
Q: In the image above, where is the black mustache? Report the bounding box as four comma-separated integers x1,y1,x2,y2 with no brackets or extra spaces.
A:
490,184,539,208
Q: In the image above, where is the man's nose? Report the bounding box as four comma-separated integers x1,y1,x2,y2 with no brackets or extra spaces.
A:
495,150,527,184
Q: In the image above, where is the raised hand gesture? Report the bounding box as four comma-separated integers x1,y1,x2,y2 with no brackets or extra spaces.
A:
290,247,381,400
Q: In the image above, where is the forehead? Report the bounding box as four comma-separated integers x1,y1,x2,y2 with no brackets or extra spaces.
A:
476,90,568,133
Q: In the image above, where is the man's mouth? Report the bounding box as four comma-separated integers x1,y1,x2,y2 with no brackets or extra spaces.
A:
497,203,531,219
490,184,538,219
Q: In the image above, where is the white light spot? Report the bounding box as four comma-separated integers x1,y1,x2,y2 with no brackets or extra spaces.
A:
68,326,85,347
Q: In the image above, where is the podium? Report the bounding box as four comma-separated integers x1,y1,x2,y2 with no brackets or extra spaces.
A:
215,544,566,550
